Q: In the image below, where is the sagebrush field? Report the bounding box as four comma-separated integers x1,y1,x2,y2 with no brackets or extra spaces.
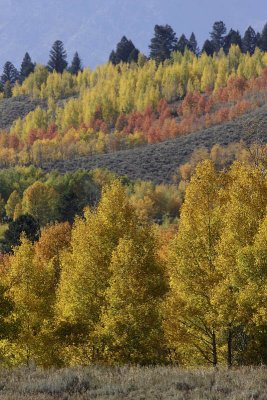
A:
0,366,266,399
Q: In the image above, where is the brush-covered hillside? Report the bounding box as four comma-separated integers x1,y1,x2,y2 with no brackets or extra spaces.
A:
0,44,267,180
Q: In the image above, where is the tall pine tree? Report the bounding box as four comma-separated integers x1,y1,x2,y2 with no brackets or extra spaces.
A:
149,24,177,63
188,32,199,54
1,61,19,86
260,23,267,51
109,36,139,64
69,52,82,75
47,40,68,73
202,39,215,55
20,53,35,81
242,26,257,54
223,29,242,53
210,21,227,52
176,34,189,54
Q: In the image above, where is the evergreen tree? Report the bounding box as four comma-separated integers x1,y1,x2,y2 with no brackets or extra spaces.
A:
210,21,227,52
20,52,35,82
3,81,12,98
128,47,140,63
188,32,199,54
69,52,82,75
0,214,40,254
202,39,215,56
109,36,139,65
1,61,19,86
149,24,178,63
256,32,262,48
176,34,189,54
47,40,68,73
109,50,118,65
260,23,267,51
223,29,242,53
242,26,257,54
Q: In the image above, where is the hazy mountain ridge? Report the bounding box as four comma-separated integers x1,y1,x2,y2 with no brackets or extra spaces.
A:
0,0,266,69
0,0,172,68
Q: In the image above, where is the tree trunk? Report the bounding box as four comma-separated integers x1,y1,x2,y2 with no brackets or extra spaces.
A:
227,328,233,368
212,330,218,368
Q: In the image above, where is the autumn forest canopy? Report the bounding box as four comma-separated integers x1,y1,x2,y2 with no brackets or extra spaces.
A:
0,18,266,369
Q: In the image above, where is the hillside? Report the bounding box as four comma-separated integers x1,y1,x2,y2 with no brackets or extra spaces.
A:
0,96,46,130
42,105,267,183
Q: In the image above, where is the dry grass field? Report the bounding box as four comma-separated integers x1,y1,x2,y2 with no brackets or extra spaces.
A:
0,366,266,399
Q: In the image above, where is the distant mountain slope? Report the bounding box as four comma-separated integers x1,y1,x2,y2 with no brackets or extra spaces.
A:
0,0,175,68
42,105,267,183
0,0,266,68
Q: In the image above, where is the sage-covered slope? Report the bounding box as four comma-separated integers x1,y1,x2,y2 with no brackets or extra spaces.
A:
42,105,267,183
0,96,46,130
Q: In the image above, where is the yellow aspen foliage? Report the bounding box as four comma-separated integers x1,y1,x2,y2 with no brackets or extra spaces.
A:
5,191,21,220
163,160,224,366
212,162,267,366
214,58,229,91
237,215,267,327
98,226,167,364
201,63,215,92
35,222,71,286
4,236,55,365
55,181,138,362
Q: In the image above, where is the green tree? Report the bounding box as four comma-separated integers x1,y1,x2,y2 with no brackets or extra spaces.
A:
1,61,19,86
3,81,12,98
68,52,82,75
22,182,59,226
223,29,242,53
176,34,189,54
242,26,257,54
5,191,21,220
20,53,35,81
202,39,215,56
188,32,199,54
149,24,178,63
210,21,227,52
260,23,267,51
109,36,139,65
0,214,40,253
47,40,68,73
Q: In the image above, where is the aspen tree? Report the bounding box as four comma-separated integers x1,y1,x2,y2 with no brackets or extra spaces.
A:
213,162,267,367
99,225,167,364
164,160,224,366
